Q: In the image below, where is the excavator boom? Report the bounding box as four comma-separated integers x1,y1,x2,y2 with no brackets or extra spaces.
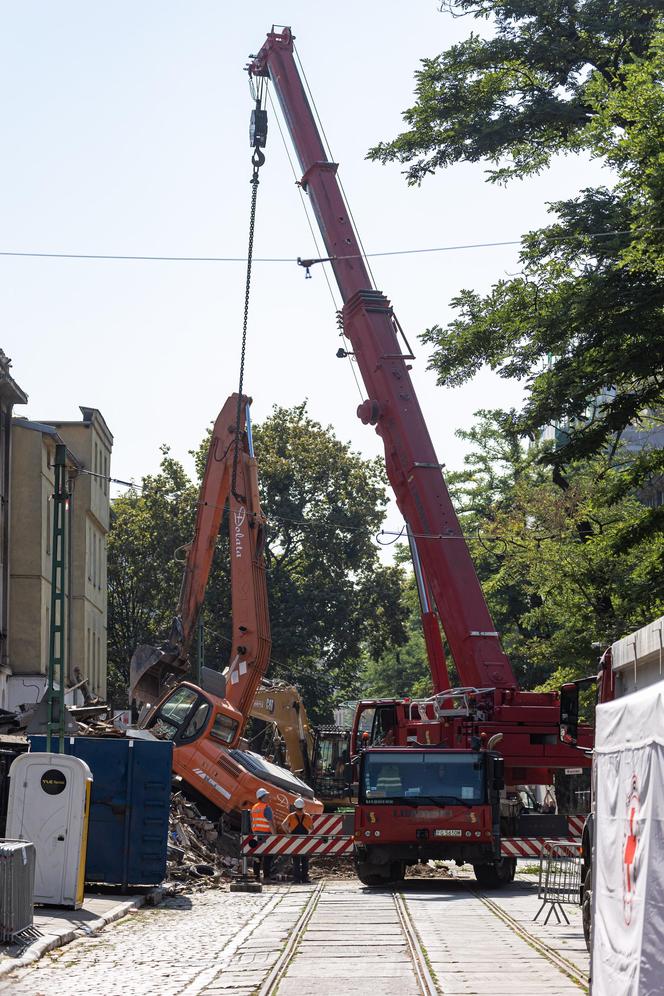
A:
130,394,270,733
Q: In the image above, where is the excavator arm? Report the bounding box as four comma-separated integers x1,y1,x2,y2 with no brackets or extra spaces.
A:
130,394,271,736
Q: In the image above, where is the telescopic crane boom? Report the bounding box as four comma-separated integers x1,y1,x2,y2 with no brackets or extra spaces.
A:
248,27,592,784
249,28,510,693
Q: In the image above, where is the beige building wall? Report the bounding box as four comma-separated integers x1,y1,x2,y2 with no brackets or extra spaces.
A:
0,353,28,709
8,425,63,679
9,408,112,706
51,409,113,699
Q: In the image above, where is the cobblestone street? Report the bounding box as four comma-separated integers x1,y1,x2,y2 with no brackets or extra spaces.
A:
1,888,310,996
1,876,590,996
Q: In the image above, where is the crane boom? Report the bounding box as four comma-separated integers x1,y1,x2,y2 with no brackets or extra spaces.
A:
250,28,514,690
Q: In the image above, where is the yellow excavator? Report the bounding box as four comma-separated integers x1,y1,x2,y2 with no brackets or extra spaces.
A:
250,682,355,810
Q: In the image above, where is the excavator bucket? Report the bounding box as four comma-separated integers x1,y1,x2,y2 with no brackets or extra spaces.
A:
129,642,189,706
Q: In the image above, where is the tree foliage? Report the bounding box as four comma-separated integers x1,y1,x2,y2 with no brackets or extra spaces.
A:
107,404,408,721
370,2,662,184
447,412,664,689
370,2,664,539
362,572,434,700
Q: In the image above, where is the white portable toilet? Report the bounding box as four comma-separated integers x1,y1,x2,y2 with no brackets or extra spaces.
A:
6,752,92,908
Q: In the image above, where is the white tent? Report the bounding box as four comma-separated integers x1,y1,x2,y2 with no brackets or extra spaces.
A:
591,679,664,994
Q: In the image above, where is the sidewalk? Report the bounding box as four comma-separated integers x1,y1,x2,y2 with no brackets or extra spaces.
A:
0,889,162,978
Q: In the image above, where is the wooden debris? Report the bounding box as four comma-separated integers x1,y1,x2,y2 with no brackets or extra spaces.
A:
166,792,239,890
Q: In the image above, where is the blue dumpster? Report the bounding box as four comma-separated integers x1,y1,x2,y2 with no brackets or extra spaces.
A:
30,735,173,888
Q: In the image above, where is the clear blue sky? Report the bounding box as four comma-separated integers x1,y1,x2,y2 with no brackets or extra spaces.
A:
1,1,608,526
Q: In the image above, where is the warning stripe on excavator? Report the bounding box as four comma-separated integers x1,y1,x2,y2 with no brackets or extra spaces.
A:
241,833,354,857
500,837,581,858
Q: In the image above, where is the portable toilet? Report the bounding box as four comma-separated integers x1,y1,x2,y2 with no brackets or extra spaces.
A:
6,752,92,908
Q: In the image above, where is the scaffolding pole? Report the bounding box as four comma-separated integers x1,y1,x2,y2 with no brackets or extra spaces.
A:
46,444,68,754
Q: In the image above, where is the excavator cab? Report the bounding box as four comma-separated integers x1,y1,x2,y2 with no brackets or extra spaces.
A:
312,728,354,805
141,681,322,827
143,682,244,749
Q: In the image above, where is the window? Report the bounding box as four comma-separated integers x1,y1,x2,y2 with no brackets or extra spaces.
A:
210,712,240,745
361,751,485,805
181,701,211,742
148,686,201,741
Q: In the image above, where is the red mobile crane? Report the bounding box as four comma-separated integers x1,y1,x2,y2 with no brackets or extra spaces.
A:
248,27,592,885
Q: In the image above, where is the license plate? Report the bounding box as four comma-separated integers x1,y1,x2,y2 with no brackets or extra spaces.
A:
433,828,462,837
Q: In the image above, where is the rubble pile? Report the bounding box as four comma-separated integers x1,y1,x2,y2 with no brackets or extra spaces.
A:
167,792,239,889
74,716,125,737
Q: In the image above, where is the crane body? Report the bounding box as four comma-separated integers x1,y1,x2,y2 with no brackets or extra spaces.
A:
249,27,592,884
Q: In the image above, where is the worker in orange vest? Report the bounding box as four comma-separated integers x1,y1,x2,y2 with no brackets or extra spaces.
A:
280,796,313,884
251,787,275,881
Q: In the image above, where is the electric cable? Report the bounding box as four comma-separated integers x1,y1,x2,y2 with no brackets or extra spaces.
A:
0,227,653,265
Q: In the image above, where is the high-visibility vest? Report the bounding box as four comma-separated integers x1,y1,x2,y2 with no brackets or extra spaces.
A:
283,811,313,835
251,801,272,833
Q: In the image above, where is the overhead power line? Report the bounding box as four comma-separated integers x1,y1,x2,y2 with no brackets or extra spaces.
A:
0,226,658,265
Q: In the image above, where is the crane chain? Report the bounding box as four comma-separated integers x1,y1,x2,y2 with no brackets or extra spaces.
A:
232,144,265,500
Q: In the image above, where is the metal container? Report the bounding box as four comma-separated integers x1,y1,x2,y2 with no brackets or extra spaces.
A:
29,736,172,889
0,742,29,836
0,840,36,941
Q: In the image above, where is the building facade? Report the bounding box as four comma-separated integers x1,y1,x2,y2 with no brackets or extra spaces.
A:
0,353,27,709
8,408,112,708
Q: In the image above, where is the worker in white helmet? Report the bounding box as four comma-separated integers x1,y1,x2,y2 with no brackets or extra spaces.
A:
250,787,275,880
280,796,313,884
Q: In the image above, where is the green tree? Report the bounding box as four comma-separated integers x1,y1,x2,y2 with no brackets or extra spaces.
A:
107,404,408,721
106,451,197,705
448,413,664,689
369,3,664,512
362,567,432,700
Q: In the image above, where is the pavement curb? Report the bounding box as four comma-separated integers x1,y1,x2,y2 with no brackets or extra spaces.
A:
0,890,161,980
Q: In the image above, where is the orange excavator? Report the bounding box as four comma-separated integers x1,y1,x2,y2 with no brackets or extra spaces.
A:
130,394,323,828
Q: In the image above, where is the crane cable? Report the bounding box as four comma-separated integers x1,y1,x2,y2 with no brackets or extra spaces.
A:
232,73,267,500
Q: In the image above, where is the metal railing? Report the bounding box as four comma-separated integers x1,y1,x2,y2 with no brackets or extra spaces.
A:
534,839,582,925
0,840,36,942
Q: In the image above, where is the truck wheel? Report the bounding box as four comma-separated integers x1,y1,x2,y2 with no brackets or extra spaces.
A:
473,857,516,887
582,869,592,951
356,862,387,888
390,861,406,883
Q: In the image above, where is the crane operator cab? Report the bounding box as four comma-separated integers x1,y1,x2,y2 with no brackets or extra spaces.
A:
140,681,323,827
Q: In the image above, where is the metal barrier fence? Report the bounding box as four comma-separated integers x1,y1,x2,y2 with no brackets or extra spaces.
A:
0,840,36,942
534,839,582,925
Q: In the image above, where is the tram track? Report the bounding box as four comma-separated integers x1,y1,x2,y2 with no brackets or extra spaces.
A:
470,886,588,991
256,883,324,996
257,881,439,996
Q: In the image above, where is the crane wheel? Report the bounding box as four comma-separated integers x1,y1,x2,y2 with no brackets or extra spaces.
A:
473,856,516,887
356,860,405,887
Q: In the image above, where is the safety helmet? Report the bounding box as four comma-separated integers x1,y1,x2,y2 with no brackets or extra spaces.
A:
293,797,305,810
256,787,269,799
